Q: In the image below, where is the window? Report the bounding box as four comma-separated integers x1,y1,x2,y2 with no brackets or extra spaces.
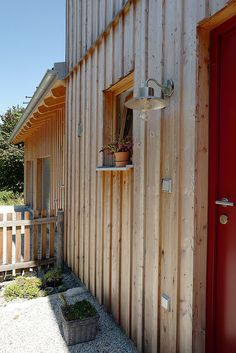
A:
103,73,134,166
116,89,133,140
26,161,34,208
36,157,51,211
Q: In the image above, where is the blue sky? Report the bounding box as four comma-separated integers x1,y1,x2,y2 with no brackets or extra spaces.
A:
0,0,65,114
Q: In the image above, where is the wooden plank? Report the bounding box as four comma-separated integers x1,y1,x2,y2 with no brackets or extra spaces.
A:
142,0,163,351
33,210,39,260
106,0,114,24
120,170,133,336
74,66,81,276
0,257,56,272
49,210,55,258
99,0,106,34
6,213,13,264
70,71,76,270
89,49,98,295
87,0,92,50
105,26,114,88
0,214,3,265
54,113,58,210
79,62,86,281
0,217,57,227
64,77,69,263
81,0,87,56
12,211,16,274
103,172,112,311
67,0,71,70
66,77,73,267
73,0,77,68
192,24,210,353
95,38,105,303
111,171,121,323
124,2,134,74
84,56,91,287
65,0,69,67
77,0,82,62
15,212,22,263
178,1,209,352
24,211,30,262
114,15,123,82
103,92,114,167
92,0,99,43
36,158,42,210
36,159,42,210
41,209,47,260
131,1,146,350
159,3,178,353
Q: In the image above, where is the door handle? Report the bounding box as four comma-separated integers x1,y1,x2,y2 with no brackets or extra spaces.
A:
215,198,235,207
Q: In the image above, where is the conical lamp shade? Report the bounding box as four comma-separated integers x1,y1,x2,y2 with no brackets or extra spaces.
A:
125,86,167,111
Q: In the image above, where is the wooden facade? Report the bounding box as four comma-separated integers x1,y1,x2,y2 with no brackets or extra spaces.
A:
11,68,66,213
24,108,64,211
64,1,236,353
11,0,236,352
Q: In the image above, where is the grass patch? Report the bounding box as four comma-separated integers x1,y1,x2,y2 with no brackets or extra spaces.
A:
0,190,24,205
4,277,43,301
60,295,97,321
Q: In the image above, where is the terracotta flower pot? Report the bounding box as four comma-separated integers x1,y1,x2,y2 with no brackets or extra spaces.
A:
114,151,130,167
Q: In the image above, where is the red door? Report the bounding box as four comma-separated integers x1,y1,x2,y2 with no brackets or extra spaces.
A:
207,16,236,353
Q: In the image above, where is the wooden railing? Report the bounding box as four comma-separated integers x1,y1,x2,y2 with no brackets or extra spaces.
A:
0,208,63,273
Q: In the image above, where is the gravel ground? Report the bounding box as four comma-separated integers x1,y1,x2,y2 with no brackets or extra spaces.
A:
0,280,138,353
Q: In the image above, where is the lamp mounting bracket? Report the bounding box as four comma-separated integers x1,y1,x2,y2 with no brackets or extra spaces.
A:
145,78,174,97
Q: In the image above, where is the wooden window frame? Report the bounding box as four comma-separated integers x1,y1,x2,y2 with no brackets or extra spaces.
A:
103,72,134,166
25,160,34,209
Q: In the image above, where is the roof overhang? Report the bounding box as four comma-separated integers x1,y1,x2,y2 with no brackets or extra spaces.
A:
10,62,66,144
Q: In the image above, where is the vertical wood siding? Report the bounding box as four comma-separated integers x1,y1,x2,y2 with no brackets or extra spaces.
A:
24,109,64,212
65,0,229,352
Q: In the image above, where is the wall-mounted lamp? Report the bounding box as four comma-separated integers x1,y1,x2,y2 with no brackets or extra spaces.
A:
125,78,174,112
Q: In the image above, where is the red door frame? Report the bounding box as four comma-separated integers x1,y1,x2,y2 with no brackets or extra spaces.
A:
206,16,236,353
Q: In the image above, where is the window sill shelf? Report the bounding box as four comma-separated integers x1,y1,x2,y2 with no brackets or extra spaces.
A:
96,165,134,172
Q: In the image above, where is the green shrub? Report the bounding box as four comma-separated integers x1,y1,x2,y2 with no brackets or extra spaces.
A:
4,277,43,301
60,295,97,321
0,190,24,205
42,268,63,288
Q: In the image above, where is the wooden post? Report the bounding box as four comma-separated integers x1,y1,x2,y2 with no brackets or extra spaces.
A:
57,210,64,269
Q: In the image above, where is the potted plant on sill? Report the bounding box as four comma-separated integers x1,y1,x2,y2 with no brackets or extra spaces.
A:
60,294,99,345
100,136,133,167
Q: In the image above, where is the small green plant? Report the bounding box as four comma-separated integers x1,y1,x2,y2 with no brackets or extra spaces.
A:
100,136,133,154
4,277,43,301
42,268,63,288
60,294,97,321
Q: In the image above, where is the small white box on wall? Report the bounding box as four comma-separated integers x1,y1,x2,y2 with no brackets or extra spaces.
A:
161,293,171,311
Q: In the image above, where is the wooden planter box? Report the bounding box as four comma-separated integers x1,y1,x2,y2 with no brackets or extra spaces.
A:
61,310,99,345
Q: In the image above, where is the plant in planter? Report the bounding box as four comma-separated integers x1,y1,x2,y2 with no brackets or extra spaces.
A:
100,136,133,167
42,268,63,288
59,294,99,345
